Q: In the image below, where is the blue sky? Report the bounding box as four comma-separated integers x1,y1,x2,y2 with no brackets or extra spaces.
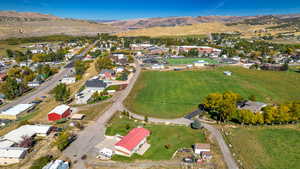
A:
0,0,300,20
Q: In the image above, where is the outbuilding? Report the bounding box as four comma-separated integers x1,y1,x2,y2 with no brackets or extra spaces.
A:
48,105,71,121
194,143,210,155
0,104,35,120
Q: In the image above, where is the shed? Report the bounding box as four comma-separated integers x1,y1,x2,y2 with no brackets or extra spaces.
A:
194,143,210,155
48,105,71,121
70,114,85,120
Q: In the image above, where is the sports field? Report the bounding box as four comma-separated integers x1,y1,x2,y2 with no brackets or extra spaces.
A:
167,57,219,65
226,126,300,169
125,66,300,118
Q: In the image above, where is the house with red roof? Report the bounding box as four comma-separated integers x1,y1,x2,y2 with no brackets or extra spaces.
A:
114,128,150,157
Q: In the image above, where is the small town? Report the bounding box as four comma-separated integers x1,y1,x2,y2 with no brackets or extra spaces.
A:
0,1,299,169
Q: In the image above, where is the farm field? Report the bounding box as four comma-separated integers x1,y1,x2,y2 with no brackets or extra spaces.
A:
225,126,300,169
166,57,219,65
105,113,206,161
125,66,300,118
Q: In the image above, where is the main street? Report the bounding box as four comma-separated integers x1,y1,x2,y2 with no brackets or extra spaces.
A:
0,40,98,112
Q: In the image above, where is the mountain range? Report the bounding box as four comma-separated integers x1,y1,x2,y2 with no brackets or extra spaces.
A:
0,11,300,39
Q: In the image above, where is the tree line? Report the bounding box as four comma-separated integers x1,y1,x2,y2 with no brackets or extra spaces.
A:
202,92,300,125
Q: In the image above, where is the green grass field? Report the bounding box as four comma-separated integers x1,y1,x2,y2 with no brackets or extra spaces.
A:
166,57,219,65
125,66,300,118
226,126,300,169
106,114,206,161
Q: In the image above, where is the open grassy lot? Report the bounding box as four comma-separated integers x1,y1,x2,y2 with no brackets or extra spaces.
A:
105,114,206,161
166,58,219,65
225,126,300,169
125,66,300,118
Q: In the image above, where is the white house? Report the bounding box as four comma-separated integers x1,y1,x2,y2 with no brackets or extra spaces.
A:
193,60,208,67
0,147,28,165
3,125,52,144
61,77,76,85
115,67,125,73
151,64,165,70
194,143,210,155
27,81,42,87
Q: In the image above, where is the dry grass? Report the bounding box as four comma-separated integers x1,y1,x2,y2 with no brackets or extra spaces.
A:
0,20,119,40
117,22,275,37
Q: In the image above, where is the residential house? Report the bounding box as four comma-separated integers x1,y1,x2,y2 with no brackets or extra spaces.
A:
2,125,52,144
61,77,76,85
0,147,28,165
238,101,267,113
194,143,210,155
85,79,107,93
99,69,115,80
115,67,125,73
151,64,165,70
193,60,208,67
27,80,42,87
115,128,151,157
48,105,71,121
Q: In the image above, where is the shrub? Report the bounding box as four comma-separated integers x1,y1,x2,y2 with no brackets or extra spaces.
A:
29,155,53,169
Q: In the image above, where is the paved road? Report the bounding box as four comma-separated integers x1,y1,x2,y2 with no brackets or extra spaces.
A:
63,61,142,169
0,40,98,112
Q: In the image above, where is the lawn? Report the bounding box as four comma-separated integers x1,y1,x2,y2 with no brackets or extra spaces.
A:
226,126,300,169
125,66,300,118
167,57,219,65
105,114,206,161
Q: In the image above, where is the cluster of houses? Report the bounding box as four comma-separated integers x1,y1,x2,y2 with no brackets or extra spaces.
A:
0,124,52,165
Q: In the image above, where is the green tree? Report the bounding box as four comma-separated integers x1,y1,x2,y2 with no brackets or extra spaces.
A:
53,83,70,102
6,49,14,58
95,57,113,72
54,131,70,151
74,60,87,80
0,77,25,100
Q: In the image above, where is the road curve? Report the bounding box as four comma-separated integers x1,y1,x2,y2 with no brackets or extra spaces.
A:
126,111,239,169
0,40,98,112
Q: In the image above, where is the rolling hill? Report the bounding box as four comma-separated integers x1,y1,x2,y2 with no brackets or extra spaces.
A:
0,11,120,39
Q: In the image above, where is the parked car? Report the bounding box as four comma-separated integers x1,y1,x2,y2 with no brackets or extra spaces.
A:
183,157,195,163
30,100,43,105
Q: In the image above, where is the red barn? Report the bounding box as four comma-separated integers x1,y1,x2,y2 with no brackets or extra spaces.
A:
48,105,71,121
